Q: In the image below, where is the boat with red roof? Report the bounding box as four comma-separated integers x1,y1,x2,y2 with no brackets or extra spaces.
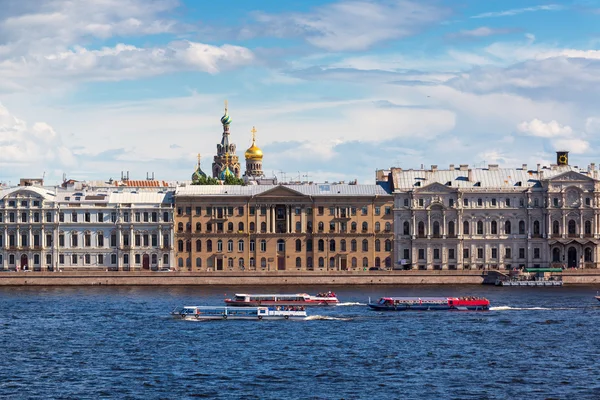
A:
225,292,339,307
368,296,490,311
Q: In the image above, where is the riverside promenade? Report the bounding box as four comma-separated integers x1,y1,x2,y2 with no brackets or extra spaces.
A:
0,269,598,285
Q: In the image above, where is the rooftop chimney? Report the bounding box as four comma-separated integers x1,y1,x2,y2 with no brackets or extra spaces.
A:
488,164,499,171
449,164,455,170
431,165,438,172
468,169,474,182
522,164,527,171
459,164,469,171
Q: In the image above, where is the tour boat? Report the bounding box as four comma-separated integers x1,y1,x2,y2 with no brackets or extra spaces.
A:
224,292,339,307
171,306,307,321
368,296,490,311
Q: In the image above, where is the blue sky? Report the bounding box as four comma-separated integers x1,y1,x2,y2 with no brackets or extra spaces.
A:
1,0,600,185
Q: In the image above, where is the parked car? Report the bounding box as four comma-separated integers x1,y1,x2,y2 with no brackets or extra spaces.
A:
158,267,172,272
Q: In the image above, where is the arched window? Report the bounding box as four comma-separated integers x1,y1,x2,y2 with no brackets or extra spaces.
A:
385,257,391,268
318,222,324,232
239,258,245,268
295,221,301,232
568,219,577,235
477,220,483,235
227,258,234,268
362,239,368,252
385,239,392,252
307,257,313,270
227,222,234,232
585,247,593,262
491,221,497,235
375,222,380,232
227,240,234,252
217,240,223,252
177,222,183,232
362,222,368,231
261,257,266,268
196,257,202,268
178,240,184,252
375,239,381,252
318,239,325,252
340,239,346,252
448,221,455,236
375,257,381,267
277,239,285,252
432,221,440,237
552,248,561,262
553,221,560,235
505,221,511,234
186,258,191,267
362,257,369,268
351,222,357,231
403,221,410,235
238,222,244,231
519,220,525,234
249,222,255,232
185,240,191,252
195,240,201,252
296,257,301,268
250,257,255,268
296,239,302,252
318,257,324,268
186,222,191,232
351,240,357,252
463,221,469,235
195,222,201,232
238,240,244,252
418,221,425,237
329,257,335,268
206,240,212,252
352,257,357,268
585,220,592,235
385,222,391,231
533,220,540,235
329,239,336,252
260,222,267,233
178,258,183,267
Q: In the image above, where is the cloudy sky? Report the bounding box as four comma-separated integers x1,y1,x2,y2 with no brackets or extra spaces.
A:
1,0,600,185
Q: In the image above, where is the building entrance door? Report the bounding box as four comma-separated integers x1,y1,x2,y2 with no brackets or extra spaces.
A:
142,254,150,269
20,254,28,270
340,258,347,270
567,247,577,268
277,256,285,270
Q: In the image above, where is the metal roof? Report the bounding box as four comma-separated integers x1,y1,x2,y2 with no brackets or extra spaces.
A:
0,186,57,201
175,183,392,197
391,165,593,191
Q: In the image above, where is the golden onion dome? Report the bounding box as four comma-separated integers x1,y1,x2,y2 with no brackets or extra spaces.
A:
245,127,263,160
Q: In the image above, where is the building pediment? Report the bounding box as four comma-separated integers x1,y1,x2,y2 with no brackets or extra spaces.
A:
414,182,456,193
254,185,308,198
548,171,595,182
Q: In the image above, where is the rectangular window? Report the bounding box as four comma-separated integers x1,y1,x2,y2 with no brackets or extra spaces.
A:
505,248,512,258
249,207,256,216
418,249,425,260
143,212,149,222
449,199,454,207
98,212,104,223
123,234,129,246
385,206,391,215
329,207,335,216
433,249,440,260
71,234,78,247
418,199,424,207
195,207,201,215
534,248,540,259
477,248,484,259
491,198,497,206
491,248,497,259
85,254,91,264
403,199,409,207
448,248,455,259
519,248,525,259
110,234,117,247
152,234,158,247
250,240,255,252
135,212,141,222
238,207,244,216
586,197,591,206
318,207,324,215
361,206,368,215
72,254,77,265
463,248,469,259
374,207,381,216
59,255,65,265
185,207,192,215
98,255,104,265
403,249,410,260
111,254,117,264
85,213,91,222
98,235,104,247
506,198,511,207
463,198,469,207
111,212,117,223
59,213,64,222
260,241,266,252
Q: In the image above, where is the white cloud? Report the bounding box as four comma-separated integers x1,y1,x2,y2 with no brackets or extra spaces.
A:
249,0,449,51
585,117,600,134
471,5,564,19
0,103,76,180
447,26,516,39
552,138,590,154
517,118,573,138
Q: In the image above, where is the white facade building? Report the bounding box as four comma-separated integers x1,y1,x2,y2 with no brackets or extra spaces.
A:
382,152,600,270
0,185,174,271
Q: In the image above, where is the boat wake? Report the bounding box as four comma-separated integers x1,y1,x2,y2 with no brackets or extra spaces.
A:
336,302,365,306
490,306,575,311
304,315,352,321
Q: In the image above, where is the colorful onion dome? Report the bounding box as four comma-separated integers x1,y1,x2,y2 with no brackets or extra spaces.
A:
219,166,234,180
221,112,232,126
191,166,207,181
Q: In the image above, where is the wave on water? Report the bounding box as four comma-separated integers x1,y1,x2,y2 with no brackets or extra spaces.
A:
490,306,575,311
336,302,365,307
304,315,352,321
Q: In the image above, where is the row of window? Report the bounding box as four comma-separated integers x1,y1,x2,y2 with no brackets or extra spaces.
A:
405,197,592,208
403,246,596,263
177,256,393,269
177,221,393,233
0,211,170,223
0,253,169,266
176,206,392,217
2,200,41,207
0,233,170,248
403,220,540,236
178,238,393,253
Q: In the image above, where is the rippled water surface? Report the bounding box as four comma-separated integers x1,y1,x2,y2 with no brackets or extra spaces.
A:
1,285,599,399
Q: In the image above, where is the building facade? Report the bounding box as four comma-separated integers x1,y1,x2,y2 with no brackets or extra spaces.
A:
0,184,175,271
381,152,600,270
173,184,393,271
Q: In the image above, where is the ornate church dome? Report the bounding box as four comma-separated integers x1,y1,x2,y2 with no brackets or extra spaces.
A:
219,166,234,180
244,127,263,160
221,112,232,126
191,154,207,181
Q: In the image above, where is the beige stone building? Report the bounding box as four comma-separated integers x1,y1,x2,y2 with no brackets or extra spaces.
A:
379,151,600,270
173,184,393,271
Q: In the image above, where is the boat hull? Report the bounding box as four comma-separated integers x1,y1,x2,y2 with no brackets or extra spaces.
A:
368,304,489,311
174,313,306,321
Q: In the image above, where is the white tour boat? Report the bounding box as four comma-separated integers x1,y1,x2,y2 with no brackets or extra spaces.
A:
224,292,339,307
171,306,307,321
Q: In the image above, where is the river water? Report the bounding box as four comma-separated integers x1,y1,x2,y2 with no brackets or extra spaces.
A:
0,285,599,399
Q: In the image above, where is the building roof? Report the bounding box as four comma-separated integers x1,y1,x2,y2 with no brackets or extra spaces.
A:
108,191,174,204
390,165,594,191
0,186,57,201
175,183,392,197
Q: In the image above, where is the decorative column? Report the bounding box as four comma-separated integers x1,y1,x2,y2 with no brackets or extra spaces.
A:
301,207,306,234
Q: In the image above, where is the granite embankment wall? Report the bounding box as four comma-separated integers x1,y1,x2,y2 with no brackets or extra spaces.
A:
0,270,486,286
1,269,599,286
